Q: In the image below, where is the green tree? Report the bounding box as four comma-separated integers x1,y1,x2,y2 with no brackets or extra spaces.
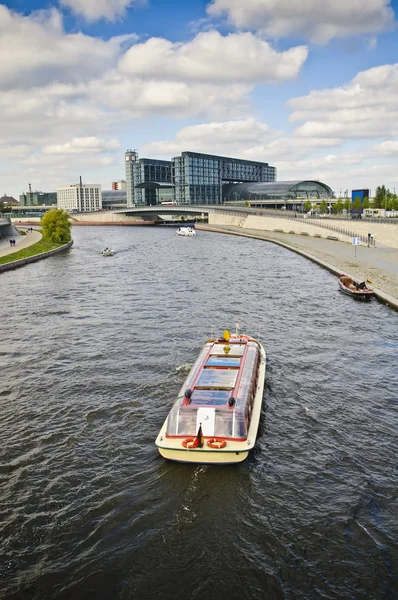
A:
373,185,387,208
343,198,351,211
353,195,362,211
319,200,328,213
334,198,343,213
304,200,312,212
41,209,71,243
391,193,398,211
363,196,370,209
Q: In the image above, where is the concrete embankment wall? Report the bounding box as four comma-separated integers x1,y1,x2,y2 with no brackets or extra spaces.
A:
208,213,398,248
0,241,73,273
71,213,155,225
208,213,354,242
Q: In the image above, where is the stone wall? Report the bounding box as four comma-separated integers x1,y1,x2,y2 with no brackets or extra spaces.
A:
209,213,398,248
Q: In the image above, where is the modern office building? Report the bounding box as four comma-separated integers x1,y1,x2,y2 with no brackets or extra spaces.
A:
111,180,126,191
172,151,277,205
125,150,172,206
125,149,276,205
19,191,57,206
57,183,102,212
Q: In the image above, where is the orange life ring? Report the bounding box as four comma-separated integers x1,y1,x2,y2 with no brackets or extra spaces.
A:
207,438,227,449
182,438,196,448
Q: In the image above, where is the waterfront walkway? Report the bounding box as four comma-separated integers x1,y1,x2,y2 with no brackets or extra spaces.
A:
198,224,398,308
0,228,42,258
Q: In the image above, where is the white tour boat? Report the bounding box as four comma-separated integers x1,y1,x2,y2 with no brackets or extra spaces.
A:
155,328,266,464
176,226,196,237
101,248,115,256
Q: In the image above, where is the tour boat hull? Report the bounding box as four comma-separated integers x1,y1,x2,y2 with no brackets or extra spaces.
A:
155,331,266,464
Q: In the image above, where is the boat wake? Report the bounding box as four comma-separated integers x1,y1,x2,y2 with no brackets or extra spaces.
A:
175,363,192,374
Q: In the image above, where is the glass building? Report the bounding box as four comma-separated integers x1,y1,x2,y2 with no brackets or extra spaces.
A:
102,190,127,210
172,151,276,205
125,150,172,206
222,180,333,204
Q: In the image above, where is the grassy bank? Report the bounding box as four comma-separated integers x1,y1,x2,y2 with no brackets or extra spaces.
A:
0,240,65,265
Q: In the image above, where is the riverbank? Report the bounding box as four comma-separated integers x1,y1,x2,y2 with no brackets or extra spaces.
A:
197,224,398,310
0,233,73,272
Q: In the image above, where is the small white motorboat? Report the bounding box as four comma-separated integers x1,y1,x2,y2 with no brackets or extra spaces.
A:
176,226,196,237
101,248,115,256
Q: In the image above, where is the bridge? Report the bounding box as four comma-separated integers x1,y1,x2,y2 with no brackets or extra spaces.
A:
0,218,15,237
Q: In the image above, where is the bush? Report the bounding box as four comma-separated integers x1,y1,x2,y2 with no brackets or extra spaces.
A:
41,209,71,244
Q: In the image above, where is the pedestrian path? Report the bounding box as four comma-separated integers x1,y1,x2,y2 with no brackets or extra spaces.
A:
0,228,42,258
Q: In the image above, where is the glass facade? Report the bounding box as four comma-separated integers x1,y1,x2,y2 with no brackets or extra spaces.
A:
223,180,333,202
172,152,276,205
125,150,172,206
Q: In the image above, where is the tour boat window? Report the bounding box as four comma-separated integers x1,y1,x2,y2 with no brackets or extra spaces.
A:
190,389,230,406
205,357,241,367
197,369,238,389
210,344,245,356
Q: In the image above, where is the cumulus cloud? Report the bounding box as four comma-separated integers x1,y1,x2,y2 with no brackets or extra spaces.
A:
0,6,136,90
141,119,273,157
288,63,398,139
118,30,308,83
207,0,395,43
142,121,346,162
373,140,398,155
59,0,144,22
42,137,120,155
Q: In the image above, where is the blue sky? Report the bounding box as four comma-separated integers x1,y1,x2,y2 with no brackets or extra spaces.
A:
1,0,398,198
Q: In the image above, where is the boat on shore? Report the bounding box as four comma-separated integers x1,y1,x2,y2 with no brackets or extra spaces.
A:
155,328,266,464
101,248,115,256
338,275,373,300
176,226,196,237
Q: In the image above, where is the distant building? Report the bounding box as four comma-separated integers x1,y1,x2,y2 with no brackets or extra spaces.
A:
125,149,276,206
223,180,334,205
57,184,102,212
125,150,172,206
0,194,18,206
19,191,57,206
111,180,126,191
173,151,276,205
102,190,127,210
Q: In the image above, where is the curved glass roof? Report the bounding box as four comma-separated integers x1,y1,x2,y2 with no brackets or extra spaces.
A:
223,180,333,201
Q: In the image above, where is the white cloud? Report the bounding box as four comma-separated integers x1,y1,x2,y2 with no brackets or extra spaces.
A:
288,63,398,139
42,137,120,155
118,30,308,83
142,121,346,162
373,140,398,155
0,6,136,90
91,74,252,119
141,119,273,156
59,0,144,22
207,0,395,43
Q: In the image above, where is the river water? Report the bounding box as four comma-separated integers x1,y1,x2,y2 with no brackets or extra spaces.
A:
0,226,397,600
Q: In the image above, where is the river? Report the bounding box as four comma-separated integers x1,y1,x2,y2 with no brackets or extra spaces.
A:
0,226,397,600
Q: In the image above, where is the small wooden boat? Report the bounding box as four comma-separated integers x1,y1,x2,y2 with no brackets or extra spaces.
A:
155,328,266,464
338,275,373,300
176,226,196,237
